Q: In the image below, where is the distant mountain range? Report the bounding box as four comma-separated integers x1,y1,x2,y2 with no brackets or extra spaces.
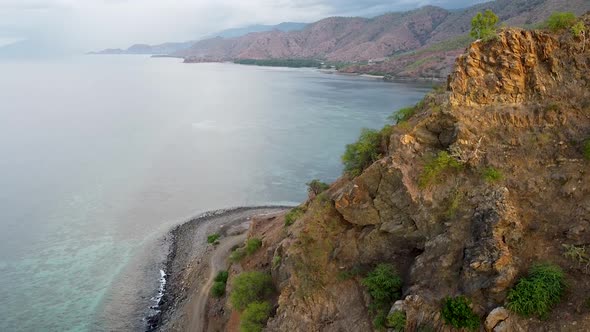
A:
92,22,308,55
93,0,590,79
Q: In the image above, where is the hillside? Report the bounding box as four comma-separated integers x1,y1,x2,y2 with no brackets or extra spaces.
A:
208,13,590,332
177,0,590,79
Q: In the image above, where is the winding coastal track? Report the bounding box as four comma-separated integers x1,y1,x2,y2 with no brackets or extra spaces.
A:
186,234,247,332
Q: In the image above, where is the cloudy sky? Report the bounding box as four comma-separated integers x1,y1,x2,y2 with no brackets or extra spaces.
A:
0,0,487,52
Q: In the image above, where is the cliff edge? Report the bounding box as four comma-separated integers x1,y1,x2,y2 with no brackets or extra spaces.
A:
214,14,590,332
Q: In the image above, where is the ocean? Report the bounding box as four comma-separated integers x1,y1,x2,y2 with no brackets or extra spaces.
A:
0,55,431,331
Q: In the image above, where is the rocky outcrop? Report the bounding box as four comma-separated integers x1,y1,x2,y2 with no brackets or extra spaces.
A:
225,14,590,332
449,14,590,106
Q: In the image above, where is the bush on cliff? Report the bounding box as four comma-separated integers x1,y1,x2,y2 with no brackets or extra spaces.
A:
419,151,463,188
387,311,406,331
245,238,262,255
284,206,305,226
240,301,272,332
362,264,403,329
230,271,274,311
441,296,480,330
306,179,330,196
506,263,566,319
546,12,577,32
342,128,383,177
212,281,226,298
470,9,499,40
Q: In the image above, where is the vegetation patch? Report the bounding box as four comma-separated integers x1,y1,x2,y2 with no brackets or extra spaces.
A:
441,296,480,330
230,271,274,311
362,264,403,329
506,263,566,319
284,206,305,227
388,101,424,124
445,190,463,219
212,281,226,298
470,9,499,41
419,151,463,188
230,247,247,262
207,233,221,244
546,12,578,32
482,167,503,183
306,179,330,196
571,21,586,38
234,58,322,68
245,238,263,255
211,270,229,298
342,128,384,177
562,244,589,271
272,255,281,269
387,311,406,331
240,301,272,332
214,270,229,283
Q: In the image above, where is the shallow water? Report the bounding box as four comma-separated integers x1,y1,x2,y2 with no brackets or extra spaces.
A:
0,55,431,331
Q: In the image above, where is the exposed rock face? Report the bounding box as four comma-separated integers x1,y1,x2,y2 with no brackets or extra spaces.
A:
449,15,590,106
224,14,590,332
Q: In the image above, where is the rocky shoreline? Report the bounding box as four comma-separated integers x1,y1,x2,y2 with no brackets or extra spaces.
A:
145,206,291,331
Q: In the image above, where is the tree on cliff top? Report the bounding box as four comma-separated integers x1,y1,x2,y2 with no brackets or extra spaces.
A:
470,9,499,40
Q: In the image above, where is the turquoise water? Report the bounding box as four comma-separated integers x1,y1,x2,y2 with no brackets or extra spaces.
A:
0,56,431,331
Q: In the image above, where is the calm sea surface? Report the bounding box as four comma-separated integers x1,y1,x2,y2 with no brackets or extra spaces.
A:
0,55,431,331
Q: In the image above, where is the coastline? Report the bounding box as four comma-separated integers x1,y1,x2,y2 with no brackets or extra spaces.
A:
146,206,291,331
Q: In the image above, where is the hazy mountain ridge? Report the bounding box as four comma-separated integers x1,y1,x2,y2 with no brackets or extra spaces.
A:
177,0,590,79
92,22,307,55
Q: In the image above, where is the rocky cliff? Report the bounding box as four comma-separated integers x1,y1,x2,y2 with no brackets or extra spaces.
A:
217,14,590,332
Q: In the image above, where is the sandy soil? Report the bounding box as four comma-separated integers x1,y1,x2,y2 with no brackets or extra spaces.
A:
151,207,289,332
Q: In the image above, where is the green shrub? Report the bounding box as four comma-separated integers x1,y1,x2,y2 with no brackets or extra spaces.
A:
245,238,262,255
387,311,406,331
571,21,586,38
342,128,383,177
207,233,220,244
306,179,330,196
482,167,503,183
230,248,246,262
546,12,577,32
284,206,305,226
212,281,226,298
362,264,403,329
419,151,462,188
372,311,387,330
272,255,281,268
583,140,590,160
240,301,272,332
506,263,566,318
230,272,274,310
362,264,403,307
441,296,480,330
214,270,229,283
470,9,499,40
388,106,416,124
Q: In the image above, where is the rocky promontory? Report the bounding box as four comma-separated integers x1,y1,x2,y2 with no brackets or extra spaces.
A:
201,13,590,332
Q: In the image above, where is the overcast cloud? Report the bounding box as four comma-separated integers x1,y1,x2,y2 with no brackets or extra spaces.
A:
0,0,488,51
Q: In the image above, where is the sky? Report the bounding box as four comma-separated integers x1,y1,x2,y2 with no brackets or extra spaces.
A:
0,0,489,52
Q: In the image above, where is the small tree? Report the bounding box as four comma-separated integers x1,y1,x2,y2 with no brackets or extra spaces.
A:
470,9,499,40
306,179,330,196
